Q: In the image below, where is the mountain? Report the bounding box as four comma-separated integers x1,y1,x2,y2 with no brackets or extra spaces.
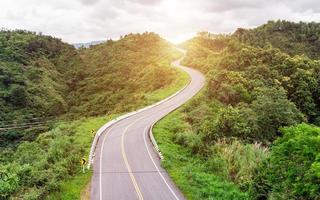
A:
73,40,104,49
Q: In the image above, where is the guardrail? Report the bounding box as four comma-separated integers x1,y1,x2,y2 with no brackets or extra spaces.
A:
87,56,190,169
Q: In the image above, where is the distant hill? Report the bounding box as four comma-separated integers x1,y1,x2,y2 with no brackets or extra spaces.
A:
73,40,104,49
233,20,320,59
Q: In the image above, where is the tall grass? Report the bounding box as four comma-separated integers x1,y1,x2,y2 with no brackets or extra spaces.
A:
153,110,250,199
208,139,269,190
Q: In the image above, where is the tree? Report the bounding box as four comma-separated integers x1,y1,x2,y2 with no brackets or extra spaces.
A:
8,84,27,106
250,87,305,142
251,124,320,200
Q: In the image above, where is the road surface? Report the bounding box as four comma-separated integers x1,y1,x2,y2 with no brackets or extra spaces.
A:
91,53,205,200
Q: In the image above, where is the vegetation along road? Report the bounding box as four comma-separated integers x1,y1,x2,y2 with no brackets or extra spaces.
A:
91,50,205,200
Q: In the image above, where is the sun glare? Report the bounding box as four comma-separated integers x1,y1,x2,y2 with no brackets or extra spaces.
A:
164,32,195,44
158,1,196,44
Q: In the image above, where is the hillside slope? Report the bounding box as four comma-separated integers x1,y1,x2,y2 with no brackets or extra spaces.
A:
69,32,180,116
233,20,320,59
0,30,80,146
156,21,320,199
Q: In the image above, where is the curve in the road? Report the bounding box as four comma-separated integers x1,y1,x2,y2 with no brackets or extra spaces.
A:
91,51,205,200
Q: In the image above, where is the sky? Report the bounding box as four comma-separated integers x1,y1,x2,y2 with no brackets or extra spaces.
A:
0,0,320,44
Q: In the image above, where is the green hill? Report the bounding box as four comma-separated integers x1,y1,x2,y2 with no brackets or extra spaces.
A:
69,32,180,116
0,30,80,145
156,21,320,199
0,31,180,147
233,20,320,59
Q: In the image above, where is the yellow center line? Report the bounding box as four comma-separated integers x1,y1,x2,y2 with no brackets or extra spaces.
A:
121,117,145,200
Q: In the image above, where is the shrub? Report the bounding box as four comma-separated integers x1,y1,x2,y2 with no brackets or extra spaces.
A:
250,123,320,199
208,139,268,190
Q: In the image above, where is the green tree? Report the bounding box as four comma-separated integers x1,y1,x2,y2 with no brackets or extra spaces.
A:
250,124,320,200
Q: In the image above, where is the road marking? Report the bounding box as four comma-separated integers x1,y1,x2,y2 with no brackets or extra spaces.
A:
99,125,117,200
121,118,145,200
99,118,144,200
143,126,180,200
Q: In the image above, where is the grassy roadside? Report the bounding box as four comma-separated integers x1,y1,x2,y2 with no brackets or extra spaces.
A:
153,109,249,200
144,67,189,104
46,115,117,200
47,61,190,200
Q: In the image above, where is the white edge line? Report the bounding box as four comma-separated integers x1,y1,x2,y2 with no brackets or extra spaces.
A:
143,126,180,200
99,124,116,200
148,122,163,160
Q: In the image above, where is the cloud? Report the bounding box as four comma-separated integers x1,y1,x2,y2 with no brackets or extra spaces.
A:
131,0,162,6
78,0,101,6
198,0,263,12
0,0,319,43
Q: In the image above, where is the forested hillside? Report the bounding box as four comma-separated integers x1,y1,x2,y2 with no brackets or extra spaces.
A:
234,20,320,59
0,30,184,199
157,20,320,199
69,32,180,116
0,30,81,146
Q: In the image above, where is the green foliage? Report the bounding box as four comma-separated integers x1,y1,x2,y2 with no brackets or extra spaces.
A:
175,20,320,199
234,20,320,59
0,30,80,146
250,124,320,200
249,87,305,142
0,30,180,147
183,29,319,144
182,32,230,72
69,32,180,116
0,30,186,199
0,116,112,199
208,139,268,191
153,110,249,200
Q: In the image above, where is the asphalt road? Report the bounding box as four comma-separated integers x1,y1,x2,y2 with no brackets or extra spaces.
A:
91,52,205,200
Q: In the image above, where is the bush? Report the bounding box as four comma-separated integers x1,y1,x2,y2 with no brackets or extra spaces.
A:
0,171,19,199
250,123,320,200
208,139,268,190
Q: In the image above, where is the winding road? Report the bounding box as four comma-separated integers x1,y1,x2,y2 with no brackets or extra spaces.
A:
91,51,205,200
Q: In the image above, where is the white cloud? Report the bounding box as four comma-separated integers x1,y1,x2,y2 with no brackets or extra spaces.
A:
0,0,319,43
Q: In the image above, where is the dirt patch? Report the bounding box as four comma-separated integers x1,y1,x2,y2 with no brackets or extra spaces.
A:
81,181,91,200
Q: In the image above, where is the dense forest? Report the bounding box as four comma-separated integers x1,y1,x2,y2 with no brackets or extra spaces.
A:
0,30,182,199
0,30,81,146
234,20,320,59
162,20,320,199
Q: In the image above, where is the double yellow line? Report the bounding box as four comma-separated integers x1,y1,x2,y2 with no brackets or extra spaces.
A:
121,118,145,200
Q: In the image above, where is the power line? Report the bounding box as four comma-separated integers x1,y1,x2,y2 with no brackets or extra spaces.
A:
0,114,79,126
0,119,74,131
0,119,59,128
0,116,56,124
0,124,50,131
